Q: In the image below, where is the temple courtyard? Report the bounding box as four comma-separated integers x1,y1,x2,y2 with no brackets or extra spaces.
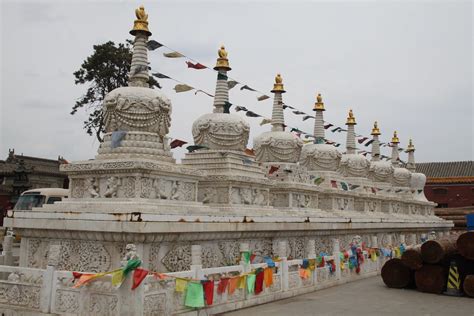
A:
225,276,471,316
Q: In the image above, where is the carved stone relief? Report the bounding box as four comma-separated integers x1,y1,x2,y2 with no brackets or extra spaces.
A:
88,294,119,315
144,293,167,316
161,245,191,272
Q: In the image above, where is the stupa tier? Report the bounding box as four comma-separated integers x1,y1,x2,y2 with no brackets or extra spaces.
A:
2,6,451,315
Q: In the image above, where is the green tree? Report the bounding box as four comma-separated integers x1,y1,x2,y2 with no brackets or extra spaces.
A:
71,41,159,142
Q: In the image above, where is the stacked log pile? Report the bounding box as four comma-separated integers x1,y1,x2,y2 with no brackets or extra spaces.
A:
382,232,474,297
435,207,473,230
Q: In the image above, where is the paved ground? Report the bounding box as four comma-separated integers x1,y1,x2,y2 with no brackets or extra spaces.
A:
224,276,473,316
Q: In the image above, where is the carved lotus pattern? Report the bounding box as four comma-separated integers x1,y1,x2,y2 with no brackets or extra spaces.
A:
299,144,341,171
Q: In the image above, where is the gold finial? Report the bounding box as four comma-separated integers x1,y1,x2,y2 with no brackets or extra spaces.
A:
391,131,400,144
406,138,415,152
346,109,356,125
271,73,286,93
130,6,151,36
214,45,231,71
314,93,325,111
371,121,381,135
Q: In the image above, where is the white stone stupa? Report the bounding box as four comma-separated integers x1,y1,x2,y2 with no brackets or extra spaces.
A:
406,139,428,201
390,131,412,188
368,121,394,191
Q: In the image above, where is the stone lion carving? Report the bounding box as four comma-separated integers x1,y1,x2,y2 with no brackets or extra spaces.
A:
338,154,370,178
299,143,341,171
103,177,120,198
369,161,394,183
192,113,250,151
121,244,140,266
254,131,303,163
103,90,172,136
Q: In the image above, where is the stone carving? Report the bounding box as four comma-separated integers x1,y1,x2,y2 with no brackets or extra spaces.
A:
299,143,342,171
202,244,225,268
369,161,394,183
27,239,49,268
86,178,100,198
192,113,250,151
161,245,192,272
103,90,172,136
218,241,240,266
71,179,85,198
123,177,136,198
391,202,402,214
335,197,351,211
201,187,217,204
293,194,311,208
54,290,79,313
231,187,268,206
0,284,40,310
254,131,303,163
103,176,120,198
122,244,140,266
288,238,305,259
56,241,111,273
392,167,411,187
365,200,380,213
338,154,370,178
140,177,154,198
88,294,119,315
314,236,332,255
148,244,161,272
170,181,183,200
144,293,166,316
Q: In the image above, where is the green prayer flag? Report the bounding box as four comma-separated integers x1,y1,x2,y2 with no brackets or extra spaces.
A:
246,274,256,294
185,282,205,308
224,101,232,114
257,95,270,101
163,51,184,58
217,72,228,80
314,177,325,185
340,182,348,191
228,80,239,89
174,84,194,93
123,259,141,276
242,251,251,264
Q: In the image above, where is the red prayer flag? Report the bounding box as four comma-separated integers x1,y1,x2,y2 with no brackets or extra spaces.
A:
330,180,338,188
186,61,206,69
217,278,229,294
357,137,369,144
202,280,214,305
269,165,280,175
255,270,264,294
250,254,256,263
72,272,83,280
170,139,188,149
132,268,149,290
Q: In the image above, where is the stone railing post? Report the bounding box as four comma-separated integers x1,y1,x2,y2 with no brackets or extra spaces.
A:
371,235,378,248
277,240,289,291
191,244,204,279
239,242,251,273
410,233,417,245
306,239,316,259
332,238,341,281
399,234,405,245
41,243,60,314
2,235,13,266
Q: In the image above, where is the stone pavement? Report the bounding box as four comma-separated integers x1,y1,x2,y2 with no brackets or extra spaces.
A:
223,276,473,316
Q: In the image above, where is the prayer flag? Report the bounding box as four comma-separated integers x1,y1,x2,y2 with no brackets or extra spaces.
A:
358,137,369,144
111,270,125,287
202,280,214,305
264,268,273,287
255,270,264,294
152,72,171,79
246,274,256,294
269,165,280,175
186,61,206,69
132,268,148,290
123,259,142,276
163,51,184,58
257,95,270,101
132,65,148,75
186,145,208,153
242,251,251,264
228,80,239,89
341,182,348,191
185,282,205,308
324,123,334,129
263,256,275,268
238,275,246,289
245,111,261,117
302,259,309,269
228,277,238,295
242,158,253,165
111,131,127,149
174,84,194,93
73,273,96,288
303,115,314,121
308,259,316,271
146,40,163,51
331,127,342,133
292,110,306,115
195,89,214,97
224,101,232,113
244,148,255,156
330,180,338,188
72,272,83,280
175,278,187,292
217,72,228,80
364,139,375,146
234,106,247,112
240,85,257,92
260,118,272,126
314,177,324,185
217,278,229,294
371,187,377,194
170,139,187,149
298,268,309,279
349,184,360,191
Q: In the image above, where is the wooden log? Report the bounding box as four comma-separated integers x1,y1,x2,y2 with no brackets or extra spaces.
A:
463,275,474,298
381,258,412,288
401,245,423,270
421,236,458,264
457,231,474,260
415,265,447,294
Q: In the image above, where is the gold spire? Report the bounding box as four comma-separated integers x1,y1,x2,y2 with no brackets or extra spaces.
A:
214,45,231,71
271,73,286,93
406,138,415,152
391,131,400,144
314,93,325,111
346,109,356,125
130,6,152,36
371,121,381,135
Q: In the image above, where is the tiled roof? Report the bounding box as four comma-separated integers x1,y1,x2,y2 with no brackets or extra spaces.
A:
415,161,474,178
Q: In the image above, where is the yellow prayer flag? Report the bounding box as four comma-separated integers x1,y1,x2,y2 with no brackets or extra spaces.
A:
238,275,246,289
111,270,124,287
175,278,188,292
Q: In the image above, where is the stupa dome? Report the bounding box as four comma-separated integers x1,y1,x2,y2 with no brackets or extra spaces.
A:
254,131,303,163
300,143,341,171
192,112,250,151
338,153,370,178
368,160,394,183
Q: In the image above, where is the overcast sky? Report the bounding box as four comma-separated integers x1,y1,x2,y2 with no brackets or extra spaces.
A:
1,0,472,163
